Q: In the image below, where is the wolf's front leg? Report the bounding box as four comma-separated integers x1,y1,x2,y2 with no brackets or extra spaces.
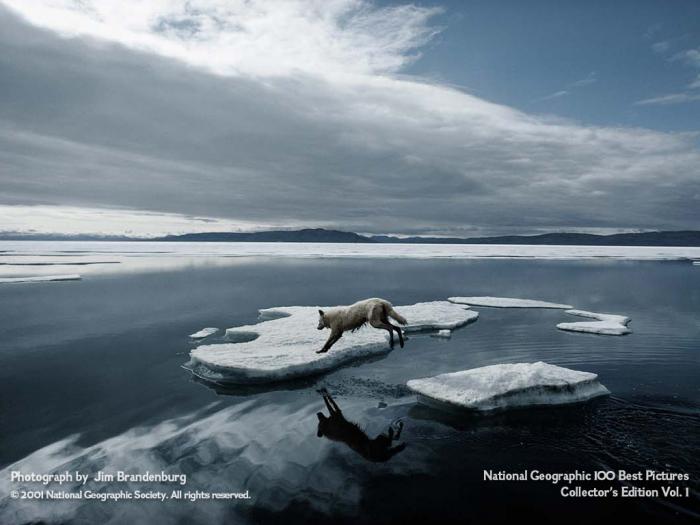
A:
317,331,341,353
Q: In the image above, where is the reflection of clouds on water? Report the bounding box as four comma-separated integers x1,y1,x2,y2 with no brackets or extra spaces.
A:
0,395,427,524
2,388,698,523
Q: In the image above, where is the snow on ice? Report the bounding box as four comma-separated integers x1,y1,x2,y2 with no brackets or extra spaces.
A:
407,362,609,412
556,309,631,336
448,296,572,309
0,274,81,284
189,327,219,339
188,301,477,384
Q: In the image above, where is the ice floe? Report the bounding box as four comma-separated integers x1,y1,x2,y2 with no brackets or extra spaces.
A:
189,327,219,339
407,362,609,412
188,301,477,384
448,296,572,309
0,274,81,284
432,329,452,338
399,301,478,332
557,309,631,336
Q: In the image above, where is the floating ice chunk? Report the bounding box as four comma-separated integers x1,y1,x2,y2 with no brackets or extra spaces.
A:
557,309,631,336
400,301,478,332
432,329,452,338
189,327,219,339
407,362,609,412
0,274,81,284
448,296,572,309
189,301,476,384
693,261,700,266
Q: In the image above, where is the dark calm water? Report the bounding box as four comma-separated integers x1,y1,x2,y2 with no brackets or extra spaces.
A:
1,258,699,524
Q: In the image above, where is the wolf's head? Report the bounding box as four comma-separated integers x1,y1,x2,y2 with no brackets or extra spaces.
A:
317,310,327,330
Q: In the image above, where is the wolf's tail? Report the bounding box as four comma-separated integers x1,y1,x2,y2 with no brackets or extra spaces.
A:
387,307,407,325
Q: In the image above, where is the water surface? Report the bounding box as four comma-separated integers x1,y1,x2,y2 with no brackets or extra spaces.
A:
1,254,698,524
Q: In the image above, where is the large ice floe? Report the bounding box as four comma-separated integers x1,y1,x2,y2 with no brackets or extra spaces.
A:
557,309,631,336
407,362,609,412
188,301,478,384
0,274,81,284
448,296,572,309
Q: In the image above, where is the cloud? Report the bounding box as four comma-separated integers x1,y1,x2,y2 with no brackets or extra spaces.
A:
1,0,441,78
569,72,597,88
533,72,596,103
0,205,287,237
637,45,700,106
534,90,569,102
0,2,699,236
651,41,670,54
634,92,700,106
671,47,700,68
690,74,700,90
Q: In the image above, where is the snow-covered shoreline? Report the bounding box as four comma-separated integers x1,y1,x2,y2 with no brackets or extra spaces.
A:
2,241,698,280
3,241,700,260
0,274,81,284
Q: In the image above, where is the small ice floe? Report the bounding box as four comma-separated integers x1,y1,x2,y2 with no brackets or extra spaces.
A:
407,362,609,413
448,296,572,309
0,274,81,284
432,329,452,338
189,327,219,339
400,301,478,332
556,309,631,336
693,261,700,266
189,301,477,384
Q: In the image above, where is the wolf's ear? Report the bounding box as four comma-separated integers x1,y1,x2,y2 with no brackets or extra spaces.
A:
318,309,325,317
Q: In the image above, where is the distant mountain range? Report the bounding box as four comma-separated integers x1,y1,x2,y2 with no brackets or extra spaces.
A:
2,229,700,246
152,229,700,246
368,230,700,246
157,229,371,243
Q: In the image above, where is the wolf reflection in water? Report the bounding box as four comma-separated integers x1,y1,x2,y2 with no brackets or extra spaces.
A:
316,388,406,462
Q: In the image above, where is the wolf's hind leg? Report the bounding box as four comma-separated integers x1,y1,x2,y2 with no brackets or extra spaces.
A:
369,318,395,348
392,323,404,348
387,326,395,348
322,393,337,415
325,392,342,414
378,308,404,348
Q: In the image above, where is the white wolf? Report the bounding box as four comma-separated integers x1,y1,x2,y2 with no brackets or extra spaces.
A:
316,298,407,353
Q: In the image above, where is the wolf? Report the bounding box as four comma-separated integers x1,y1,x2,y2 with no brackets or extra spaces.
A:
316,388,406,462
316,298,407,353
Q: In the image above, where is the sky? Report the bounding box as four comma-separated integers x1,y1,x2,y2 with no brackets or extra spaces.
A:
0,0,699,238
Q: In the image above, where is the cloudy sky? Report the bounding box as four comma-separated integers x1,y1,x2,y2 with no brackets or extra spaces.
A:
0,0,699,237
